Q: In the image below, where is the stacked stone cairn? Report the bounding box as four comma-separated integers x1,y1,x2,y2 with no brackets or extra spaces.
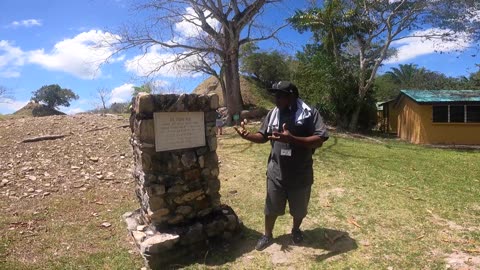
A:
124,93,241,268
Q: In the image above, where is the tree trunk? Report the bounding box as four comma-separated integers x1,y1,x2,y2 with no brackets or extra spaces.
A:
218,70,228,107
223,46,244,125
349,82,369,131
348,101,362,131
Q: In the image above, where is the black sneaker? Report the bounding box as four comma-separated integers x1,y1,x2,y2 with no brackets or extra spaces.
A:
291,229,304,244
255,235,273,251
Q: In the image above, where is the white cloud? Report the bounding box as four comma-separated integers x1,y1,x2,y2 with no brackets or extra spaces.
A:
0,98,28,114
124,45,203,78
8,19,42,28
0,40,26,78
385,28,472,64
28,30,120,79
109,83,135,104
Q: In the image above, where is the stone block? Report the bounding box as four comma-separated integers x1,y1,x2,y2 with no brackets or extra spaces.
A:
135,93,155,114
197,207,212,217
205,220,225,237
147,184,165,196
205,111,217,122
174,190,204,204
198,156,205,168
132,230,147,242
136,120,155,144
196,147,208,156
201,168,211,178
123,210,141,231
210,168,219,177
184,169,200,182
181,151,197,168
140,233,180,254
167,184,187,194
207,136,217,152
206,178,220,195
148,196,166,211
180,223,204,245
175,205,193,215
167,215,184,225
151,208,170,218
204,152,218,169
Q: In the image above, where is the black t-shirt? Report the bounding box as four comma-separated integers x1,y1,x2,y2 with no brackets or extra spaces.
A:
258,106,328,188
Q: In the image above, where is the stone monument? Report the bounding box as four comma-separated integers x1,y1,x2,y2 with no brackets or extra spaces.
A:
124,93,241,268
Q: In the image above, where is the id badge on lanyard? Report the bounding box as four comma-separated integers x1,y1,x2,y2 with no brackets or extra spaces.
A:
277,114,293,157
281,148,292,157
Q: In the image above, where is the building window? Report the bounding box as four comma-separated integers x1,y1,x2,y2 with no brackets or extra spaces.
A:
432,106,448,123
434,105,480,123
450,105,465,122
467,106,480,123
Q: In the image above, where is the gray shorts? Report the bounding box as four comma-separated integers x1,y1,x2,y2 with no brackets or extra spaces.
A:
264,178,311,218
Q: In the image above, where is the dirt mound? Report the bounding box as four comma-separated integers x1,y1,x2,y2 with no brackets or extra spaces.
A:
193,76,274,109
14,102,66,117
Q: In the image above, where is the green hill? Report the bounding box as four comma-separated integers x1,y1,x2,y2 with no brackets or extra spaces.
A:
193,76,275,110
14,102,66,117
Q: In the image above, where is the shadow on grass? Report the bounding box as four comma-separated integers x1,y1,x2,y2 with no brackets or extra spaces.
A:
275,227,358,262
172,226,357,268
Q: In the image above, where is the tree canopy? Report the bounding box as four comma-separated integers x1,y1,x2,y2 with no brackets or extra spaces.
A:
290,0,480,130
240,43,293,85
32,84,79,109
375,64,480,101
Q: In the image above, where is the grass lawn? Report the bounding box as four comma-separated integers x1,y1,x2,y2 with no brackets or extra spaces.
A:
1,121,479,269
198,127,480,269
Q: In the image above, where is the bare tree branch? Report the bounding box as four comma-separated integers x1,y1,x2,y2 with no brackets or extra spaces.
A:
111,0,287,121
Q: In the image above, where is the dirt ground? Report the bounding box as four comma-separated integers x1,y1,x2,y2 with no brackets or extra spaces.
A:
0,114,143,268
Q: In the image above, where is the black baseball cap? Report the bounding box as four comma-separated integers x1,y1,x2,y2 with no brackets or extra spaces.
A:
268,81,299,97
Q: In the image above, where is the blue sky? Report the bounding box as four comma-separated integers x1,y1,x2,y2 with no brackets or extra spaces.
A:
0,0,478,114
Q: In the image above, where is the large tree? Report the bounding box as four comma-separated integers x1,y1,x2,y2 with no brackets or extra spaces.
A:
32,84,79,109
116,0,286,123
291,0,480,130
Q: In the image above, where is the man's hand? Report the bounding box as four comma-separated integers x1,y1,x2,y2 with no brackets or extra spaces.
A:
234,120,250,139
268,123,292,143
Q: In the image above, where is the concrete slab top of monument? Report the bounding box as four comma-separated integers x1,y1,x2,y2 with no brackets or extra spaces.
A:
125,93,242,268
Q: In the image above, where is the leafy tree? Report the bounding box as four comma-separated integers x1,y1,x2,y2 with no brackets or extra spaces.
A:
291,0,479,131
241,49,292,85
132,84,152,97
385,64,426,87
467,65,480,89
375,64,480,100
32,84,79,108
374,74,400,101
109,102,129,114
294,44,377,130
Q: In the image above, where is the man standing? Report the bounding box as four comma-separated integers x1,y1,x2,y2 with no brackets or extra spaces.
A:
234,81,329,251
